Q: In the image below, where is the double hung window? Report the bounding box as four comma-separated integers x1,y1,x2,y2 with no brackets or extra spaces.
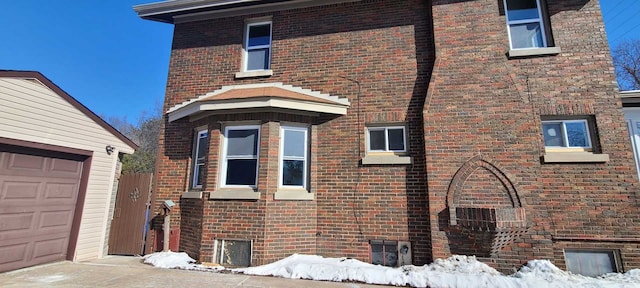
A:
222,126,260,187
280,126,308,189
244,22,272,71
191,129,208,189
504,0,547,49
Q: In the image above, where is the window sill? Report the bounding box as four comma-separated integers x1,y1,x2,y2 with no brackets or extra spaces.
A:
508,47,561,58
235,70,273,79
543,152,609,163
362,154,413,165
274,188,314,200
181,191,203,199
210,188,261,200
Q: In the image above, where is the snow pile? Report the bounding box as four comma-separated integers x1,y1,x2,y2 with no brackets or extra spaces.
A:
144,252,640,288
142,251,197,269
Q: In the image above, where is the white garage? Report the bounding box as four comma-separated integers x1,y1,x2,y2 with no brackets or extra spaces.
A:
0,70,137,272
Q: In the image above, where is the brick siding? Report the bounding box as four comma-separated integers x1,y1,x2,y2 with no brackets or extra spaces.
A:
148,0,640,273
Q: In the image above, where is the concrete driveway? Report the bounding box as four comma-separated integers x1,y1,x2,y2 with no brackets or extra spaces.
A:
0,256,389,288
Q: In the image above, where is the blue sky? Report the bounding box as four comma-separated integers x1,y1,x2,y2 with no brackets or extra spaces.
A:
0,0,638,122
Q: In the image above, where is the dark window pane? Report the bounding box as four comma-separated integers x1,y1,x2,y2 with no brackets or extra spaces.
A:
542,123,563,147
247,48,270,70
217,240,252,267
226,159,257,185
506,0,540,21
384,242,398,267
369,130,385,150
509,22,544,49
283,129,305,157
227,129,258,156
565,122,589,147
565,250,617,277
248,24,271,47
282,160,304,186
371,242,384,266
388,129,405,151
195,164,205,187
197,131,208,160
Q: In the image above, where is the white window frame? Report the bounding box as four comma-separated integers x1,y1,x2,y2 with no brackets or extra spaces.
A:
243,21,272,72
366,126,407,153
191,129,208,189
504,0,548,50
221,125,261,188
279,126,308,190
541,119,592,150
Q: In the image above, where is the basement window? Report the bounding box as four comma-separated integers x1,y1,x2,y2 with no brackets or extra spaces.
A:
214,239,252,267
370,240,398,267
564,249,620,277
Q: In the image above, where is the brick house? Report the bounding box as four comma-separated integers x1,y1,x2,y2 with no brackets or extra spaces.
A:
135,0,640,275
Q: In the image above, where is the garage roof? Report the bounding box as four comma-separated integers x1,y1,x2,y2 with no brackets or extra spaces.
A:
0,70,138,150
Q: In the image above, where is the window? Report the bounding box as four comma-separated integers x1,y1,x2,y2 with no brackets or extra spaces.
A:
222,126,260,187
542,120,592,150
244,21,272,71
191,129,208,189
565,250,620,277
214,239,252,267
370,240,398,267
279,126,308,189
504,0,547,49
366,126,406,153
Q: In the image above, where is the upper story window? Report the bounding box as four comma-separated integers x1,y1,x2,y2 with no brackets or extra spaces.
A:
244,21,272,71
366,126,407,153
542,119,592,151
504,0,547,49
191,129,208,189
222,125,260,187
279,126,308,189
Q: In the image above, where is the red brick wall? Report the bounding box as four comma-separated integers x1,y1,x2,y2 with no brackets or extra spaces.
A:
427,0,640,272
155,0,433,266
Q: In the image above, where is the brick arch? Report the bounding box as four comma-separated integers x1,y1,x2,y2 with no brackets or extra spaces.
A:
446,155,522,225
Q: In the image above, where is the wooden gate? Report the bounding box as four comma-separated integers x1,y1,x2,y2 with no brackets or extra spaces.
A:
108,173,152,255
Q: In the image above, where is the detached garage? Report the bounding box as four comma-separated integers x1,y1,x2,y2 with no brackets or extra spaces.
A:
0,70,137,272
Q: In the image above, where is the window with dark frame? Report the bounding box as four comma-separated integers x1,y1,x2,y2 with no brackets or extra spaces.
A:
564,250,620,277
366,126,406,153
245,21,272,71
191,129,208,189
504,0,548,49
222,126,260,187
370,240,398,267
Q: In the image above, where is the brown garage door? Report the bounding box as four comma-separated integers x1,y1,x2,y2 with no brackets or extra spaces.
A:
0,150,83,272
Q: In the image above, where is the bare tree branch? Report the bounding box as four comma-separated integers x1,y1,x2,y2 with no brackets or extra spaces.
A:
612,39,640,90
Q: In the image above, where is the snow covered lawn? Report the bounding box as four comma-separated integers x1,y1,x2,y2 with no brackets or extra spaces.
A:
143,252,640,288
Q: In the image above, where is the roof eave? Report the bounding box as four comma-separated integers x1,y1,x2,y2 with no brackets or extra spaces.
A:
0,70,139,152
134,0,360,23
168,98,349,122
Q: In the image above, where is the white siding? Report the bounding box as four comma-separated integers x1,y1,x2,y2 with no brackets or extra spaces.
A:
0,77,135,262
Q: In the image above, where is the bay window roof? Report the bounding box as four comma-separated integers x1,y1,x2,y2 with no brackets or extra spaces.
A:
167,82,350,122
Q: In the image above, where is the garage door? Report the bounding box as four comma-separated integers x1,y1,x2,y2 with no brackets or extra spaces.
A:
0,150,83,272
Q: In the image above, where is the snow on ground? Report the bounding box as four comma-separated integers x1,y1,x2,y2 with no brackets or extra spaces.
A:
144,252,640,288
